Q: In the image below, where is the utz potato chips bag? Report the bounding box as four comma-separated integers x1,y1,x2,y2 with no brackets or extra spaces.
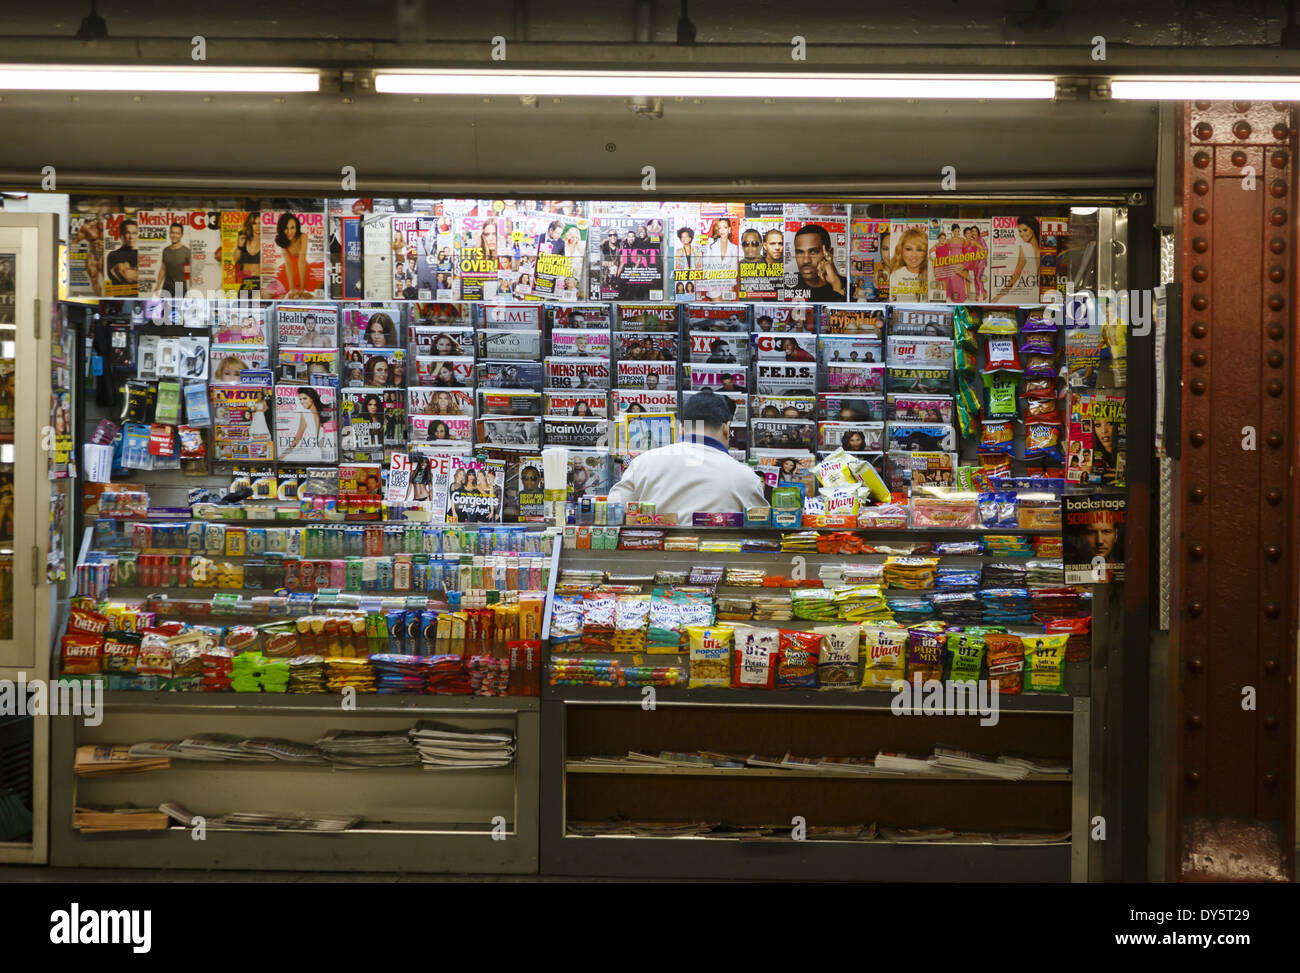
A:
815,623,861,689
860,622,908,688
731,624,779,690
1021,632,1068,693
687,624,734,688
776,629,821,689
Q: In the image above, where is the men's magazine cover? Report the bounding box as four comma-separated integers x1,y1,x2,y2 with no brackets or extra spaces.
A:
276,304,339,348
1039,217,1069,302
544,357,610,390
754,332,817,362
781,207,849,303
752,304,816,333
755,362,818,395
260,210,326,299
885,366,951,395
689,332,750,365
274,385,338,464
737,202,784,301
1063,493,1126,584
614,302,678,332
69,213,106,297
592,215,666,301
544,390,609,417
754,395,816,421
617,360,677,391
683,302,749,332
102,213,141,298
887,394,954,424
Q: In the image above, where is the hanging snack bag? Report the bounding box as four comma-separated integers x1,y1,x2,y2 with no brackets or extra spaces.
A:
977,310,1019,335
985,632,1023,694
906,626,948,682
983,335,1023,373
687,624,735,688
979,419,1015,455
860,622,909,687
611,594,651,653
815,623,861,689
731,624,779,690
776,628,822,689
1021,632,1069,692
947,630,986,683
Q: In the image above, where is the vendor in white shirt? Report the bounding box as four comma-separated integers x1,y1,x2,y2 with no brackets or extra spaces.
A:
608,388,766,522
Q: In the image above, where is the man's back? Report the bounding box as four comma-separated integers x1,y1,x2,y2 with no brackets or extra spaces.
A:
607,440,765,522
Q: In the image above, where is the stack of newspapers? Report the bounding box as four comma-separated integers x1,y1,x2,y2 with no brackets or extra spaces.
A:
409,721,516,770
315,729,420,769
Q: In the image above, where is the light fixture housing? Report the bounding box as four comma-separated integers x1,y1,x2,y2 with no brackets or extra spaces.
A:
0,65,320,93
1110,77,1300,100
374,70,1056,100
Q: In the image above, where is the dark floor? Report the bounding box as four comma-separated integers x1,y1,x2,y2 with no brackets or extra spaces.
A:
0,864,655,882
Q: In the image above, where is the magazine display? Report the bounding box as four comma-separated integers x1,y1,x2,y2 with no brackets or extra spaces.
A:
213,306,270,345
360,212,394,301
929,218,990,304
544,357,610,390
754,332,817,362
274,385,338,464
819,335,883,365
887,394,954,424
530,213,588,301
1067,392,1127,487
391,215,443,300
481,302,543,330
1039,217,1069,301
683,303,749,332
891,305,955,337
542,416,609,448
480,389,544,417
566,448,612,501
688,367,746,392
689,332,750,364
849,216,889,302
409,326,473,358
409,414,473,445
754,395,816,420
672,203,742,302
261,211,326,299
886,220,931,303
613,389,677,415
409,387,474,416
414,356,475,388
820,304,887,337
615,302,678,332
477,360,542,391
548,304,609,329
617,332,678,361
339,389,387,462
820,421,884,453
550,329,611,358
751,418,815,450
479,416,544,448
1064,493,1126,584
544,390,609,417
755,362,818,395
277,349,340,386
210,346,270,381
444,455,504,523
102,214,141,298
68,213,105,297
820,395,885,422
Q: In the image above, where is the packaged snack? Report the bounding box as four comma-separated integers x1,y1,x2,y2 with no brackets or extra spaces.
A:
977,310,1019,335
1021,311,1057,333
1023,351,1058,378
906,627,947,682
687,624,734,688
68,607,110,636
135,634,174,677
580,592,617,651
776,629,821,689
1024,396,1060,421
979,419,1015,455
549,595,583,644
814,448,858,489
947,630,986,683
1018,333,1056,356
983,372,1019,417
1046,616,1091,662
222,625,261,654
910,491,978,529
1021,632,1068,692
1023,422,1062,462
611,594,651,653
731,625,779,689
860,622,908,687
791,587,837,621
983,336,1023,373
1022,377,1057,399
61,632,104,674
815,623,861,689
102,632,142,674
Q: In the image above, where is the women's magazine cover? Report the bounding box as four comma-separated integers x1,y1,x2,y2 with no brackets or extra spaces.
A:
886,336,955,370
343,306,402,348
820,304,886,337
819,421,884,453
670,204,742,303
752,304,817,333
342,348,405,388
445,456,505,523
219,212,261,296
529,213,589,302
820,394,886,422
454,215,505,301
276,349,340,386
410,387,474,417
849,216,889,302
410,326,473,357
409,414,473,445
550,328,611,358
274,385,338,464
613,389,677,415
211,382,274,462
1067,391,1127,487
213,305,270,344
990,216,1041,304
886,220,930,303
592,214,667,302
927,219,990,304
413,356,475,388
409,301,473,330
275,304,338,348
339,389,387,462
391,215,443,300
260,211,326,299
211,346,270,382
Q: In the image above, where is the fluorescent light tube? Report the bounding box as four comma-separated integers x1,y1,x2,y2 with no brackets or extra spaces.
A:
0,65,320,93
375,71,1055,99
1112,77,1300,100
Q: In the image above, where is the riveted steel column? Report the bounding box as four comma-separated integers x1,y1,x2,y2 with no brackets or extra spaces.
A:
1172,100,1296,882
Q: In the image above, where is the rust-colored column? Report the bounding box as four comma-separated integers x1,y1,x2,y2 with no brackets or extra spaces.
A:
1172,100,1296,882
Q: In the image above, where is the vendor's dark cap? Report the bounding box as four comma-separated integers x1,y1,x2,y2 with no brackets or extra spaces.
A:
681,388,733,426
